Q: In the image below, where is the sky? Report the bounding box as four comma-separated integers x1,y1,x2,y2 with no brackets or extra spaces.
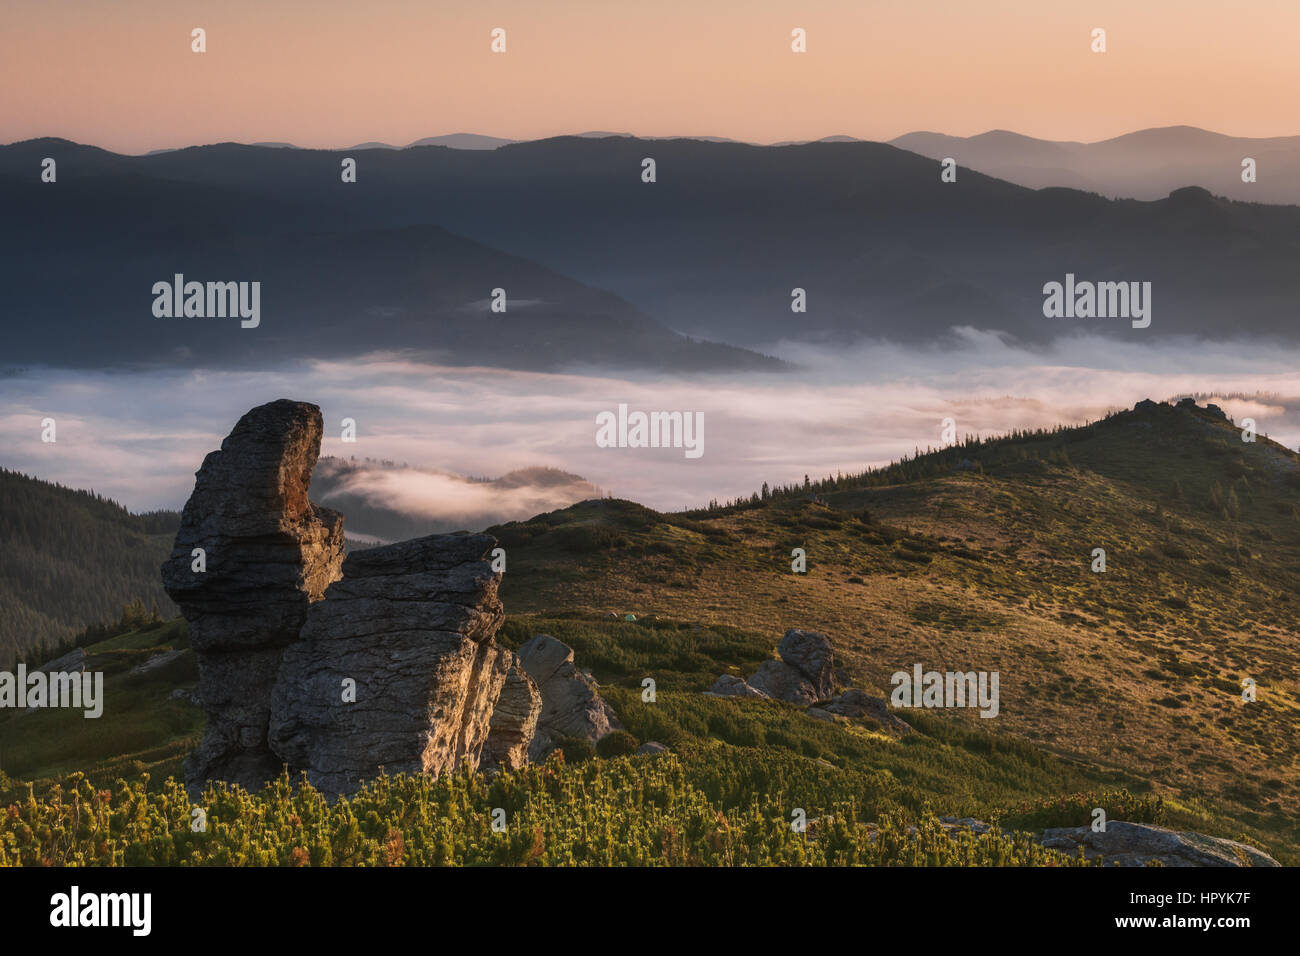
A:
2,0,1297,153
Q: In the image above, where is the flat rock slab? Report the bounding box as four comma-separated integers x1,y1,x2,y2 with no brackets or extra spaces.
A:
518,634,621,759
1041,822,1279,867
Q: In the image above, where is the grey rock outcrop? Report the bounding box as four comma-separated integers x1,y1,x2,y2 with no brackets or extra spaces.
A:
729,628,836,706
268,533,512,796
162,399,345,794
164,399,543,798
1040,822,1279,867
517,634,622,759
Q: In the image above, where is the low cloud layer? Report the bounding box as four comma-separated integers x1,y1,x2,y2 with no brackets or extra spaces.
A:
311,458,601,540
2,332,1298,525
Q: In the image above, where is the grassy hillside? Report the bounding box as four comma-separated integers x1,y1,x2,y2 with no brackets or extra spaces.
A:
3,398,1295,864
0,469,179,669
487,399,1300,859
0,613,1172,866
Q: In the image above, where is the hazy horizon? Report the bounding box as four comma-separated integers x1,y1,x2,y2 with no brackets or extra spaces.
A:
11,123,1300,157
5,0,1300,154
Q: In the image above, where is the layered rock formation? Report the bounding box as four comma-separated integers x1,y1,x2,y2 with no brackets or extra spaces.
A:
481,658,543,771
164,398,550,797
268,533,521,795
162,400,345,793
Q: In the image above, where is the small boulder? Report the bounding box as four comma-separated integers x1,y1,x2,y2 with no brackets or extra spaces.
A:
706,674,769,699
747,659,818,706
635,741,669,756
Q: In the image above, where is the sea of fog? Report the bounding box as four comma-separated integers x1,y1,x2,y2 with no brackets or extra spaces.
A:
3,329,1298,526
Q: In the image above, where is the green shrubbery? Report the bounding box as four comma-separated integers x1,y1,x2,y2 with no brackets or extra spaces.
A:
0,759,1094,867
995,789,1166,833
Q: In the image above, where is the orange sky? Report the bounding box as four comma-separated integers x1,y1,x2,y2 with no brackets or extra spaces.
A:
2,0,1296,153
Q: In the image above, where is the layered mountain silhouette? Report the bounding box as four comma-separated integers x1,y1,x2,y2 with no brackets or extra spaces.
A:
891,126,1300,205
4,132,1300,366
0,144,776,372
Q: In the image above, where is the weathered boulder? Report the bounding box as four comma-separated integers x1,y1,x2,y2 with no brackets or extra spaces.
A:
1040,822,1279,867
481,656,543,772
162,399,344,794
517,634,621,759
777,629,836,698
706,674,769,699
268,532,510,796
710,628,837,706
746,659,818,705
636,741,669,756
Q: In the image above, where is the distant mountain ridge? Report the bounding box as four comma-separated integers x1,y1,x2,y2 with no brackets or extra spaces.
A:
0,147,780,372
890,125,1300,204
4,131,1300,361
